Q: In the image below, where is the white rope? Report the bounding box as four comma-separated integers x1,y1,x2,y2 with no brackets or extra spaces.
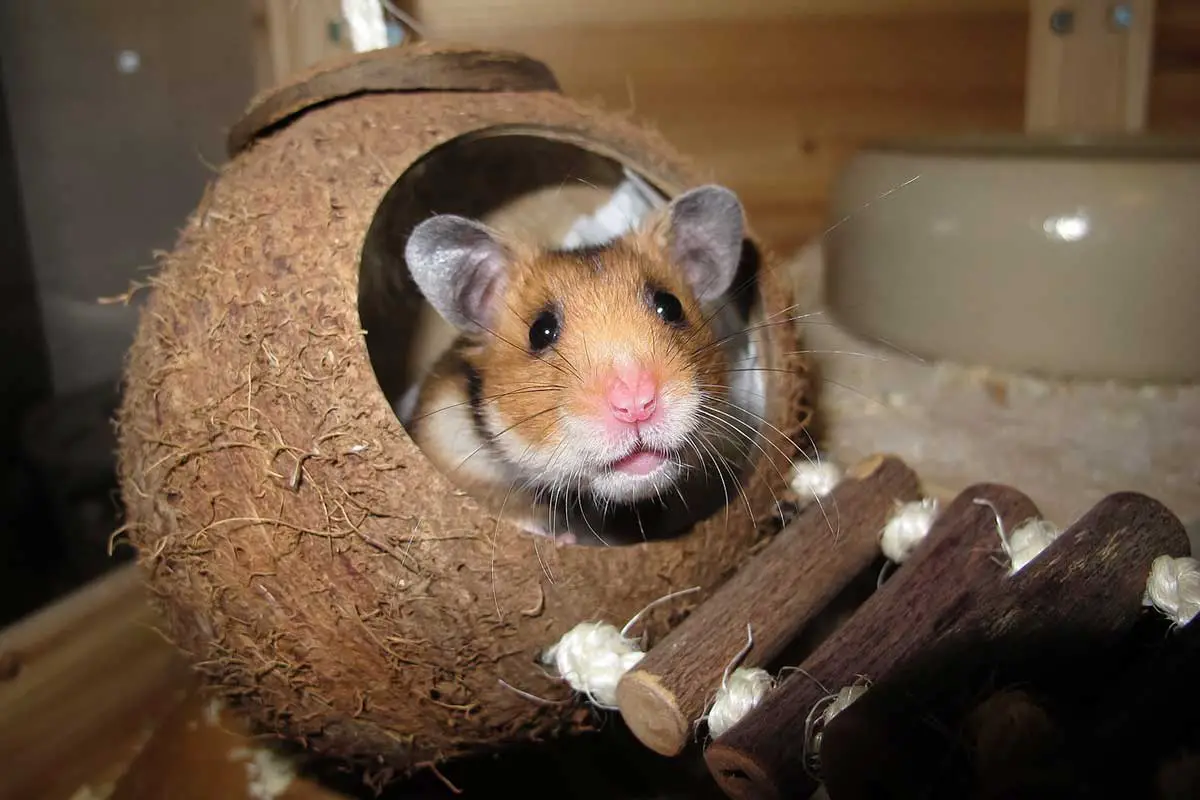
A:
707,667,774,738
880,497,940,564
790,461,842,506
1143,554,1200,627
540,587,700,708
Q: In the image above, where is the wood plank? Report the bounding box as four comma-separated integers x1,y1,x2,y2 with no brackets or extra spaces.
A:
1025,0,1156,132
107,682,350,800
413,9,1028,252
414,0,1024,29
0,564,192,800
1151,0,1200,130
406,0,1199,254
256,0,355,91
617,454,920,757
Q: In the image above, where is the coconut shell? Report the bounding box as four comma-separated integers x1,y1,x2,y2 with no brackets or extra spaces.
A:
115,43,812,778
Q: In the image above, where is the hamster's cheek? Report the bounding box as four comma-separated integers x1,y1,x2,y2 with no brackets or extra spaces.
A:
479,403,556,467
555,413,629,466
558,394,640,456
641,381,703,446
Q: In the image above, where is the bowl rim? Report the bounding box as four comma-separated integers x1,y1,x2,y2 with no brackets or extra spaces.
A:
857,132,1200,161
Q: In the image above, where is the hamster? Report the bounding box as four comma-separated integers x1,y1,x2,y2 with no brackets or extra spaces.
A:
400,184,765,546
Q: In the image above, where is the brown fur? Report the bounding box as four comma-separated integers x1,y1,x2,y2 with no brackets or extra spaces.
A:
410,224,732,520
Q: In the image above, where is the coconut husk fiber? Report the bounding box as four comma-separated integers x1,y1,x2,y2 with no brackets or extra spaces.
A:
114,43,812,780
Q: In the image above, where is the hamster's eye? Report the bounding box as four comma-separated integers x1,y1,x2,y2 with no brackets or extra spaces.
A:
528,309,560,353
652,290,685,326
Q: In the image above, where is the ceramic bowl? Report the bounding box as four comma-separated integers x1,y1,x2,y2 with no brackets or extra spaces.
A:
823,134,1200,383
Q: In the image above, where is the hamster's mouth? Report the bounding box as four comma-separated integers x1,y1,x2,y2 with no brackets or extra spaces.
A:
607,445,669,477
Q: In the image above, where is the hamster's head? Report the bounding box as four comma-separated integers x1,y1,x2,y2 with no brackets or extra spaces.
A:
405,184,746,505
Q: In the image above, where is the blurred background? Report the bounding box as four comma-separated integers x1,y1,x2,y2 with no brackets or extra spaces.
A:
0,2,1197,797
1,0,1198,630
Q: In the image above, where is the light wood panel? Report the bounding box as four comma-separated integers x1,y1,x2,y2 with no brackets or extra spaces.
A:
1025,0,1156,132
0,564,192,800
410,0,1200,254
251,0,357,91
1151,0,1200,130
414,0,1023,29
413,3,1027,252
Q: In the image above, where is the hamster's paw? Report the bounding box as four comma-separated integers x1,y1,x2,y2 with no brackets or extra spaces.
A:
515,516,577,546
515,515,549,536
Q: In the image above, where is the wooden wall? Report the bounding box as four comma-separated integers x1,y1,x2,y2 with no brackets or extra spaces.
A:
250,0,358,92
1152,0,1200,130
410,0,1200,254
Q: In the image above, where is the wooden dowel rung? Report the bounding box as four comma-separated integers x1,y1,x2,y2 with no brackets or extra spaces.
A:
704,482,1041,800
615,454,921,757
817,491,1191,800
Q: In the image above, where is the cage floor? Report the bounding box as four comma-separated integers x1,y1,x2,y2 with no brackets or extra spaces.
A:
785,242,1200,555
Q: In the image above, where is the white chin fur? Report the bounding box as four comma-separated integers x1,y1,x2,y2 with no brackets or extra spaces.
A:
482,392,698,504
588,459,683,503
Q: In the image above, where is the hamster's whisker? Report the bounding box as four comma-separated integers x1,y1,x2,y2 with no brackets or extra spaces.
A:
452,405,560,475
669,481,692,516
698,366,794,379
693,425,753,467
502,297,585,384
694,429,757,533
683,432,732,532
721,347,891,364
697,310,920,368
760,300,815,322
476,320,576,381
530,527,555,584
701,364,887,410
680,435,710,482
680,303,815,353
580,332,593,372
681,175,921,347
693,405,791,526
695,378,770,406
702,396,809,472
490,438,554,616
689,314,817,359
576,486,608,547
689,401,754,460
532,435,568,578
702,396,841,541
407,385,564,423
694,406,774,467
782,348,889,362
694,408,786,502
483,406,561,445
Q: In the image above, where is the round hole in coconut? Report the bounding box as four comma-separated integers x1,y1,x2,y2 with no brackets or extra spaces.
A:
116,46,813,782
358,126,774,546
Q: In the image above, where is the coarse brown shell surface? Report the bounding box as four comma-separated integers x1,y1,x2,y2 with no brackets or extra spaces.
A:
115,43,812,776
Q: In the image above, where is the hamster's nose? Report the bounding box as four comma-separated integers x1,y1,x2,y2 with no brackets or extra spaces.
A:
607,368,659,424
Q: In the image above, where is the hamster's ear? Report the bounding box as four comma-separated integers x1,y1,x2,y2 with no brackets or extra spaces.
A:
405,215,511,333
658,185,745,304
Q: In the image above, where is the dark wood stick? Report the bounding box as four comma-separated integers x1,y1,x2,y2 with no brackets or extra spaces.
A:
817,491,1191,800
961,688,1074,800
615,454,921,757
704,482,1040,800
1077,610,1200,797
